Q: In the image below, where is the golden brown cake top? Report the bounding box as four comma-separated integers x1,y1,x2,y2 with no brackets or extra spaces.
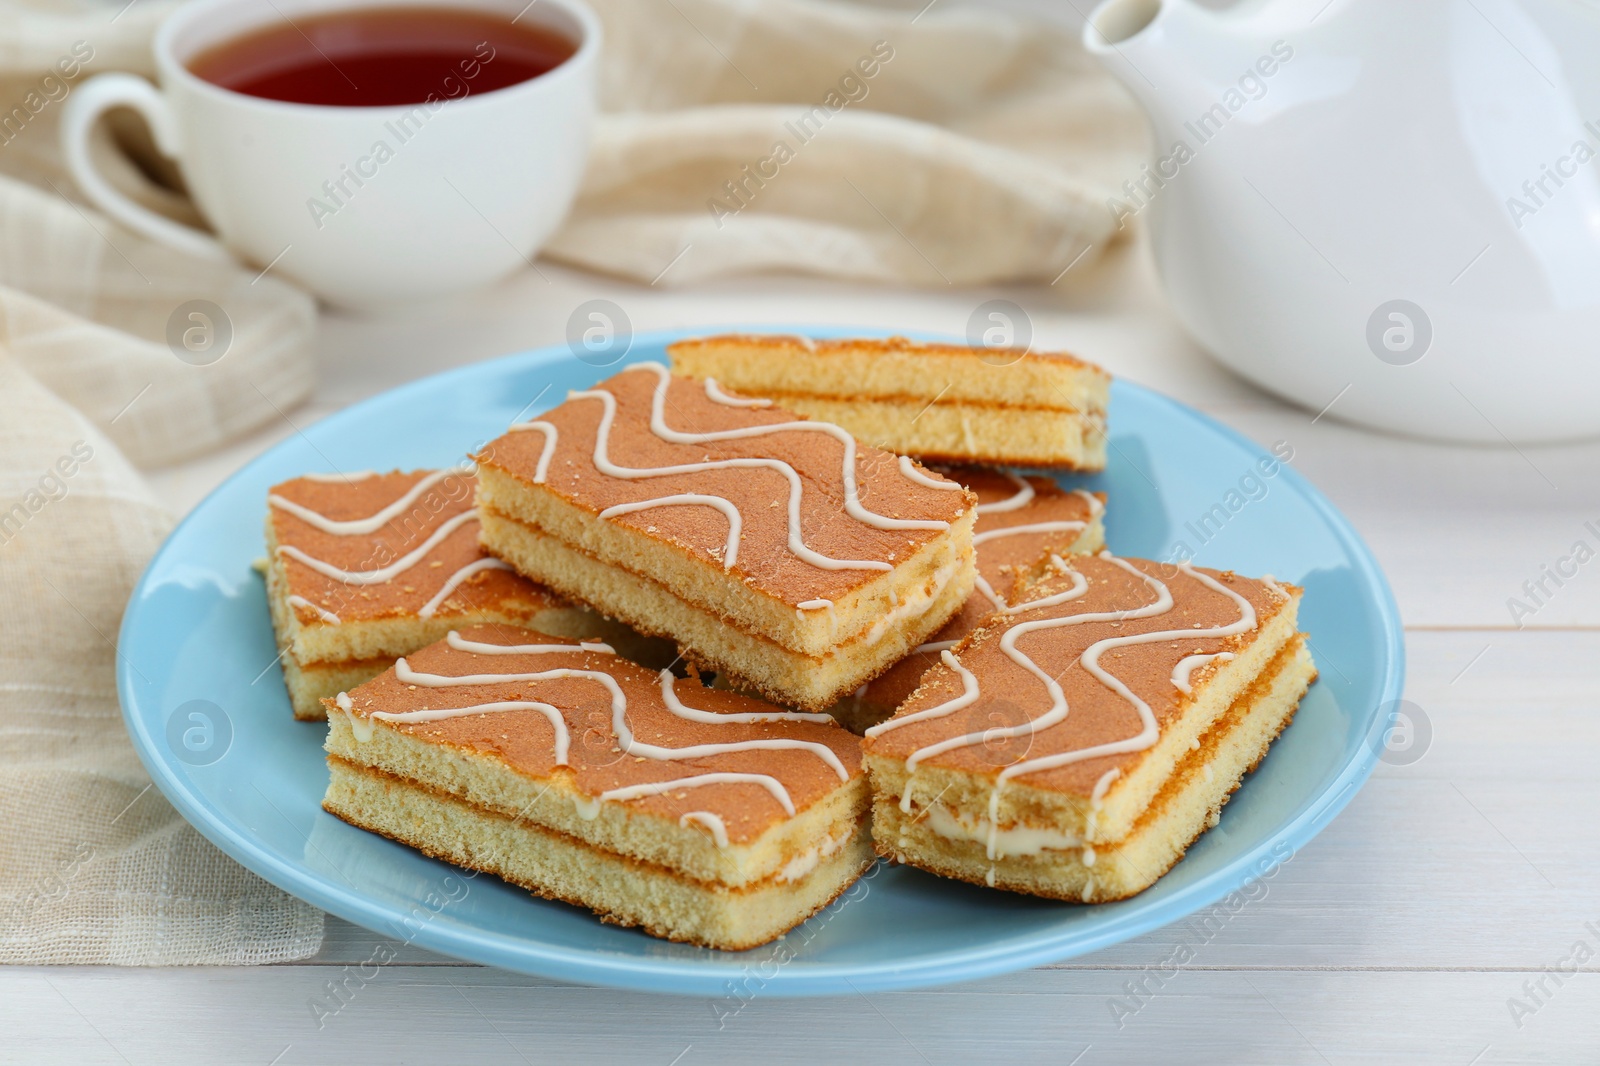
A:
269,469,562,628
861,554,1297,797
959,468,1105,614
856,472,1105,712
671,334,1110,379
476,364,976,603
335,625,863,844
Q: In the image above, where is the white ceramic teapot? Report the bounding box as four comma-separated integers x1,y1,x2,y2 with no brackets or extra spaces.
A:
1083,0,1600,443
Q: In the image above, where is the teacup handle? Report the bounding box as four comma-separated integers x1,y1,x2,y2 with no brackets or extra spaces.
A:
59,73,230,261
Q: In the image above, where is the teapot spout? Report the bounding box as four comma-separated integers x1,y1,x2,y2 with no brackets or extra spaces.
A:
1082,0,1235,143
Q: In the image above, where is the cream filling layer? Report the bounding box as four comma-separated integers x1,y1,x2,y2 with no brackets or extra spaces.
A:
919,803,1083,859
775,824,854,883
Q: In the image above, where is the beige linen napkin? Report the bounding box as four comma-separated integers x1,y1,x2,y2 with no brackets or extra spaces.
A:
0,355,324,964
550,0,1147,286
0,2,322,963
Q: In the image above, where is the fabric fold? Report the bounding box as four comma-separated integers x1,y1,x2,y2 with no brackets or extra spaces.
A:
1,0,322,967
546,0,1147,285
0,353,324,965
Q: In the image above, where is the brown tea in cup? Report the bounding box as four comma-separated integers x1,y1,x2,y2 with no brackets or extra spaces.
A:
187,6,576,106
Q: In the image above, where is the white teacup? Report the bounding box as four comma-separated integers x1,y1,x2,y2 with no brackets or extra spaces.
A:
60,0,599,308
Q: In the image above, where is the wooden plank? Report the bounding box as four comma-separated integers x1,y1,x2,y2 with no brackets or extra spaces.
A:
5,965,1592,1064
1197,406,1600,630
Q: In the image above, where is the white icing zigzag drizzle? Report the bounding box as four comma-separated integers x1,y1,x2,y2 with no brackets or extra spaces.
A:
287,595,339,624
563,363,959,573
703,378,772,408
351,635,847,832
571,384,886,573
657,670,834,724
372,698,574,762
638,362,945,533
273,470,501,619
976,472,1035,515
898,456,962,492
1172,652,1235,695
603,773,795,816
446,631,615,656
419,558,515,619
300,470,378,483
269,469,454,536
964,487,1101,611
506,421,558,483
863,650,980,738
971,521,1089,610
599,494,742,570
679,810,731,847
277,510,478,586
874,557,1258,854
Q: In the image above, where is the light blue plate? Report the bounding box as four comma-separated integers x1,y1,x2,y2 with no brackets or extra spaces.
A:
117,327,1403,996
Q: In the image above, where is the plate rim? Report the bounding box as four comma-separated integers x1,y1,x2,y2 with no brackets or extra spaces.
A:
117,326,1405,996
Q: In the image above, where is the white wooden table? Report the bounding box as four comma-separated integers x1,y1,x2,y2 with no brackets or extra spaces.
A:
6,238,1597,1064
